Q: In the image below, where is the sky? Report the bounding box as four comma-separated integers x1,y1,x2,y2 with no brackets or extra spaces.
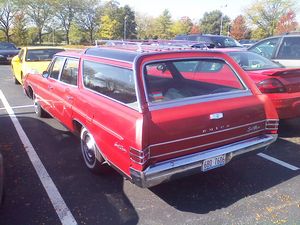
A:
117,0,300,22
117,0,255,21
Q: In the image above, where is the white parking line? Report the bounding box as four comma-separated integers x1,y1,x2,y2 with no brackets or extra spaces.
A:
0,104,34,111
0,90,77,225
258,153,299,171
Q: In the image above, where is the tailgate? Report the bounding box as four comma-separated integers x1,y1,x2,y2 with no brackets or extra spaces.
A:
147,96,267,164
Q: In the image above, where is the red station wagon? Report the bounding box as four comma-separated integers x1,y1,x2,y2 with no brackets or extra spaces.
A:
23,43,279,188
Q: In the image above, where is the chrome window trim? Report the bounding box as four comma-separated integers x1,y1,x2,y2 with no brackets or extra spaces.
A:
141,57,251,111
58,57,80,87
148,90,252,111
148,119,267,148
48,56,67,81
80,59,141,112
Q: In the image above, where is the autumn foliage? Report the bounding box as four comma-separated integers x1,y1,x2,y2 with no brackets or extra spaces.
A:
230,15,247,40
275,10,298,35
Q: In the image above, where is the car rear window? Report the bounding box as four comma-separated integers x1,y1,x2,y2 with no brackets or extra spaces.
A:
25,49,65,61
144,59,246,103
82,60,137,109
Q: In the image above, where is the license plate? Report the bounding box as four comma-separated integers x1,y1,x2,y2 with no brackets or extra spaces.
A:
202,154,226,172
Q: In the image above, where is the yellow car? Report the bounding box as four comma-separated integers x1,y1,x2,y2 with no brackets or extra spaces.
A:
11,47,65,84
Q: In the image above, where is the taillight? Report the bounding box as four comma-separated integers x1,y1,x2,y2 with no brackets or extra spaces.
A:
257,78,286,93
265,119,279,133
129,147,150,165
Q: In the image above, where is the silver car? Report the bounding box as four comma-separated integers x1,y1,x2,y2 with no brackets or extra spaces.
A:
248,33,300,68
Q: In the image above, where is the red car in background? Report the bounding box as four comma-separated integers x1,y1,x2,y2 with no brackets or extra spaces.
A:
219,49,300,119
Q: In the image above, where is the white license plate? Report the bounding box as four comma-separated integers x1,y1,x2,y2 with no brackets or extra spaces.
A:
202,154,226,172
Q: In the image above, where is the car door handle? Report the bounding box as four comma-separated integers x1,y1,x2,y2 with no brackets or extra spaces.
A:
48,85,53,90
66,96,73,101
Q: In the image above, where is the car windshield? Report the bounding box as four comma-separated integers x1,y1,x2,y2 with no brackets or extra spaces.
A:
0,42,17,50
210,36,243,48
25,49,64,62
228,51,283,71
144,58,246,103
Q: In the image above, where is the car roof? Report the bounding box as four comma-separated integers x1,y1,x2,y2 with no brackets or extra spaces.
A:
24,46,65,50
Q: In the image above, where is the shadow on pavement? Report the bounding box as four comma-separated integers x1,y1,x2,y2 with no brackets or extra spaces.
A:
0,116,139,225
150,131,300,214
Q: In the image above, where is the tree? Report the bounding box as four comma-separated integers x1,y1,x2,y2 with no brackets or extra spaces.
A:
190,24,201,34
200,10,230,35
230,15,247,40
245,0,297,37
54,0,80,44
154,9,172,39
136,13,156,39
97,15,118,39
170,16,193,36
121,5,137,39
20,0,54,44
275,10,298,34
76,0,101,44
0,0,17,42
11,12,28,45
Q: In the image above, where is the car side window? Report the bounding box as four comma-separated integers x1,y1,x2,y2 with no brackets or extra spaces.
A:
82,60,137,109
49,57,65,80
277,36,300,59
249,37,280,59
60,58,79,86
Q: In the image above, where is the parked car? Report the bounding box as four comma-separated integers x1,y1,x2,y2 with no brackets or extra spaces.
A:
23,43,278,188
0,42,19,64
11,47,65,85
239,39,257,48
248,33,300,68
216,48,300,119
0,151,3,205
174,34,243,48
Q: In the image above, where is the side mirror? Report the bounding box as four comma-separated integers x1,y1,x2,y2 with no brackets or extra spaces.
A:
42,71,49,78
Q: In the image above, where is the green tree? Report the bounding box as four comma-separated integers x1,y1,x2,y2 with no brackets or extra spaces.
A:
19,0,54,44
251,27,268,40
11,12,28,45
121,5,137,39
76,0,101,44
97,15,118,39
136,13,156,39
69,23,88,44
0,0,17,42
154,9,172,39
245,0,297,37
170,16,193,37
200,10,230,35
54,0,80,44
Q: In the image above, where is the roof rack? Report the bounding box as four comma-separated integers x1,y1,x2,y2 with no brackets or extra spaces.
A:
94,39,209,52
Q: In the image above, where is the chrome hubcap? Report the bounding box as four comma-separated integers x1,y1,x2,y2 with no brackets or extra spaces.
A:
82,133,96,165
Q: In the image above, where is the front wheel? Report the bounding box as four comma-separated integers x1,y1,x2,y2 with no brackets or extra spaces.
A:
80,127,104,173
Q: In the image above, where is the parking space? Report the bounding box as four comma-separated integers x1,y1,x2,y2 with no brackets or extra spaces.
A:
0,65,300,225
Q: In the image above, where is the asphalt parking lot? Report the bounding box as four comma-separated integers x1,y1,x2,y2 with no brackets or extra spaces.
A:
0,65,300,225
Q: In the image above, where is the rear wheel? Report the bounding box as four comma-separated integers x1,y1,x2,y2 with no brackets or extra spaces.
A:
33,95,47,118
80,127,104,173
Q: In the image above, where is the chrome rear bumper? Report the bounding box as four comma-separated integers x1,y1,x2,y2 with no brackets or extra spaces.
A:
130,134,277,188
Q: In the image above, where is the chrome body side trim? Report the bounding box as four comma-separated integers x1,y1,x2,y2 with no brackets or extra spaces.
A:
130,134,277,188
149,120,266,148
